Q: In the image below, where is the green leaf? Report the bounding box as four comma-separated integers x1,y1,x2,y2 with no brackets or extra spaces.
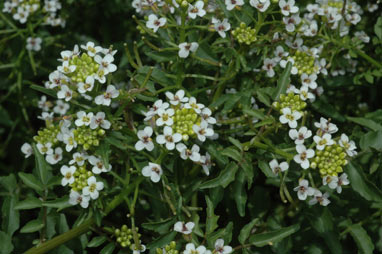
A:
345,162,382,202
242,108,265,120
241,154,255,188
239,218,259,244
20,219,44,233
221,147,242,162
233,170,247,217
222,94,242,114
32,143,49,185
258,160,277,178
249,224,300,247
42,197,71,209
308,208,333,233
311,100,346,122
0,231,13,254
95,142,110,169
87,236,108,248
144,51,176,62
228,137,243,151
207,222,233,247
347,117,382,132
374,17,382,40
199,162,239,189
14,197,42,210
141,217,176,234
18,172,44,192
0,174,17,193
360,131,382,151
205,196,219,235
272,62,292,100
29,84,57,98
100,243,115,254
147,231,177,253
1,196,19,236
349,224,374,254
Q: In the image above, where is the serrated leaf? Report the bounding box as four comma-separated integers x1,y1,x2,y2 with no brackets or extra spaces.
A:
199,162,239,189
205,196,219,235
239,218,259,244
20,219,44,233
249,224,300,247
272,62,292,100
88,236,107,248
349,224,374,254
18,172,44,192
14,197,42,210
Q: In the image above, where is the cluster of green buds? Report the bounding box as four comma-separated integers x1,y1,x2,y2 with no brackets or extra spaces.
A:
272,92,307,114
70,165,93,192
327,0,343,10
114,225,140,248
33,125,60,145
67,53,99,83
73,126,105,150
291,50,319,75
232,23,256,45
156,241,178,254
172,107,201,141
311,144,347,177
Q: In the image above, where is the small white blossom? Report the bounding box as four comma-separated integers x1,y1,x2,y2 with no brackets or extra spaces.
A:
269,159,289,174
279,107,302,129
336,173,350,193
314,117,338,134
75,111,94,127
94,54,117,74
37,142,53,155
294,144,315,169
178,42,199,58
313,133,334,150
88,156,112,174
46,147,63,164
62,131,77,152
184,243,209,254
165,90,188,105
283,14,301,32
193,121,214,142
69,152,87,166
21,143,33,158
142,162,162,183
146,14,166,32
262,58,277,77
293,179,315,200
250,0,270,12
78,76,95,94
144,99,169,121
184,97,204,114
38,112,54,122
279,0,299,16
200,153,212,176
225,0,244,11
90,112,111,130
156,126,182,150
57,61,76,74
26,37,42,51
82,176,104,199
135,126,154,151
201,108,216,124
188,1,206,19
289,126,312,145
338,134,357,157
176,144,201,162
274,45,289,62
156,108,175,126
309,190,330,206
53,100,70,115
297,86,315,101
13,7,29,24
174,221,194,234
95,85,119,106
80,42,102,57
215,239,232,254
60,165,76,186
301,73,317,89
69,190,90,208
212,18,231,38
57,85,73,101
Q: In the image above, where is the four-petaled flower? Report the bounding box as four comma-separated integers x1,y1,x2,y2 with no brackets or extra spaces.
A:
269,159,289,174
156,126,182,150
178,42,199,58
289,126,312,145
279,107,302,129
294,144,315,169
82,176,104,199
174,221,195,234
60,165,76,186
146,14,166,33
142,162,163,183
135,126,154,151
193,121,214,142
293,179,314,200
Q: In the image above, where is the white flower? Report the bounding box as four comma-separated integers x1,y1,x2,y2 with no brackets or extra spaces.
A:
176,144,201,162
289,126,312,145
249,0,270,12
212,18,231,38
193,121,214,142
215,239,232,254
308,190,330,206
21,143,33,158
88,156,112,174
280,57,298,75
95,85,119,106
279,0,298,16
69,190,90,208
283,14,301,32
60,165,76,186
46,147,63,164
200,153,212,176
336,173,350,193
188,1,206,19
294,144,315,169
90,112,111,130
165,90,188,105
183,243,208,254
94,54,117,74
293,179,315,200
144,99,169,121
37,142,53,155
338,134,357,157
279,107,302,129
57,85,73,101
274,46,289,62
323,175,338,189
57,61,76,74
156,126,182,150
59,45,79,62
142,162,162,183
269,159,289,174
48,70,65,88
262,58,277,77
37,112,54,121
225,0,244,11
135,126,154,151
26,37,42,51
131,242,146,254
75,111,94,127
314,117,338,134
286,84,298,94
301,73,317,89
95,68,107,83
69,152,87,166
62,131,77,152
313,133,334,150
146,14,166,33
178,42,199,58
297,86,315,101
83,176,104,199
184,97,204,114
13,7,29,23
156,108,175,126
78,76,95,94
53,100,70,115
201,108,216,124
80,42,102,57
174,221,194,234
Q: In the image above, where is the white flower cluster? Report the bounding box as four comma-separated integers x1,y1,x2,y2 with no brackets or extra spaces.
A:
45,42,119,106
2,0,65,26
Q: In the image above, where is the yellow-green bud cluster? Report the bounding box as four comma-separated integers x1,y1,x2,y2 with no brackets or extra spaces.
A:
73,126,105,150
327,1,343,10
156,241,178,254
114,225,140,248
68,53,99,83
172,107,201,141
291,50,318,75
33,125,60,145
310,144,347,177
70,165,93,192
272,92,307,114
232,23,257,45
